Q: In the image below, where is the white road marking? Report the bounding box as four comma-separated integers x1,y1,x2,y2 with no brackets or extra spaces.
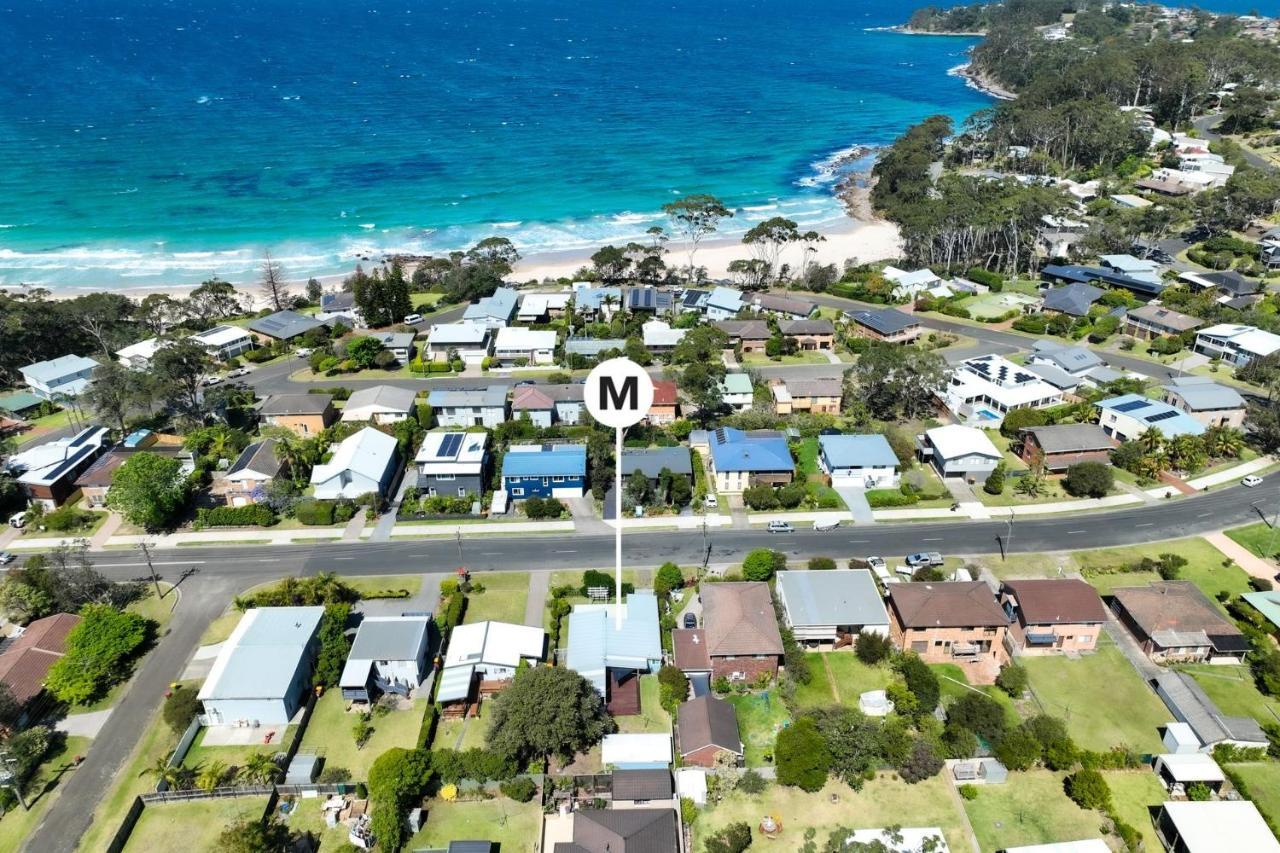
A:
554,550,577,554
921,538,942,542
334,557,355,561
1135,523,1154,528
1067,530,1086,535
95,561,206,568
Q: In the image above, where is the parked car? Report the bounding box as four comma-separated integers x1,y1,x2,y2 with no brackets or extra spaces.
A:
1242,475,1264,488
203,375,223,386
813,519,840,532
0,552,13,566
227,367,251,378
683,612,697,629
514,380,536,387
8,512,26,529
906,551,944,568
403,313,424,325
865,556,887,572
295,347,314,357
704,494,719,509
767,520,794,533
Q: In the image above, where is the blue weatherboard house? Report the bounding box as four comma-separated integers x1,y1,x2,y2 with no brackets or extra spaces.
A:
500,443,587,499
707,427,795,493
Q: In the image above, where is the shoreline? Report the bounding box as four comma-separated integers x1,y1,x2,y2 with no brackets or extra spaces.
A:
950,60,1017,101
882,26,989,37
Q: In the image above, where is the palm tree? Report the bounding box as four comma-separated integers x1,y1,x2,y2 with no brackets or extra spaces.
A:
139,756,188,790
196,760,228,792
238,753,282,786
1204,425,1245,459
1168,434,1207,474
1137,426,1166,456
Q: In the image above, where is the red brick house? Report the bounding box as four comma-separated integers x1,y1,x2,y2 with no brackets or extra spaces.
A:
675,582,783,683
647,380,680,425
999,578,1107,655
887,582,1009,683
0,613,80,725
677,695,743,767
1018,424,1116,473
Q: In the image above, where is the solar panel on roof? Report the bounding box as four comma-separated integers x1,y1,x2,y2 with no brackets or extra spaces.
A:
439,433,464,458
1145,410,1179,423
1113,399,1150,413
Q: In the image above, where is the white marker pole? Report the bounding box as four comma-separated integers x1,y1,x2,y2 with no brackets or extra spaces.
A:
583,357,655,630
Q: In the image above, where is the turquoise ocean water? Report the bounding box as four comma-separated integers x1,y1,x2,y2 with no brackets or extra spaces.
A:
0,0,1271,290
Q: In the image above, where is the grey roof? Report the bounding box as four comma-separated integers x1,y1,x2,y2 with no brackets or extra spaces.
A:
348,617,429,661
1042,282,1104,316
611,769,673,801
1021,423,1114,454
776,570,890,628
619,447,693,479
752,293,817,316
1154,670,1268,746
1199,270,1261,296
261,393,332,415
1031,340,1104,372
248,310,325,340
818,434,899,469
780,318,834,336
227,439,282,478
714,320,770,340
320,291,356,311
463,287,519,322
373,331,416,349
20,354,100,384
626,288,673,311
198,607,325,702
428,386,508,409
1086,365,1123,384
564,808,678,853
852,308,917,335
1126,304,1203,332
345,384,417,413
785,378,842,399
1022,362,1081,390
564,338,625,356
1163,377,1245,411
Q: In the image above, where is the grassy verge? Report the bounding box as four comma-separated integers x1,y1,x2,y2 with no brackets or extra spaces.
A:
0,734,92,850
298,692,426,780
463,572,530,624
1076,537,1253,604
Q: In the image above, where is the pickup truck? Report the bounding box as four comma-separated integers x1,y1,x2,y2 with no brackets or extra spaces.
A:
905,551,944,568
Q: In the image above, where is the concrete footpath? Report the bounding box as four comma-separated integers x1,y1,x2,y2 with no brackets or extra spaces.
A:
1204,530,1276,582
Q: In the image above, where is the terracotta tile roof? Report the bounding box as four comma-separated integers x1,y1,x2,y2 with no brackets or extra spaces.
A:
888,582,1006,629
1112,581,1240,638
701,582,783,657
671,628,710,670
651,381,678,407
677,695,742,756
1002,579,1106,625
511,386,555,410
0,613,80,705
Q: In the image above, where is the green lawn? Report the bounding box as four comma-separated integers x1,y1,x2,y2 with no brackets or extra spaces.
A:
740,351,831,366
433,704,491,752
1226,522,1280,562
410,292,447,310
463,572,530,624
0,734,91,851
122,796,265,852
1075,537,1253,604
959,291,1041,320
276,795,351,849
406,798,542,852
930,663,1021,727
794,654,840,709
199,608,244,646
1226,762,1280,830
1175,664,1280,725
1020,638,1167,753
794,437,843,509
724,691,791,767
962,770,1103,852
826,654,895,705
616,675,672,734
182,726,294,776
14,408,76,447
298,692,427,780
341,573,423,598
692,775,970,853
1105,769,1167,849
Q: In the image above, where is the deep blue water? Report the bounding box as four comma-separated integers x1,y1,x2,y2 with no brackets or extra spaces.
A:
0,0,1272,290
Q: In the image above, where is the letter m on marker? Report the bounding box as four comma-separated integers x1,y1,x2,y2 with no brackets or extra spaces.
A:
600,376,638,411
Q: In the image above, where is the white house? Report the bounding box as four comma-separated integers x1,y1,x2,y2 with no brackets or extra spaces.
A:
315,291,364,327
493,327,557,365
776,570,891,646
942,354,1062,427
642,320,686,352
917,425,1001,482
883,266,944,301
602,733,673,770
462,286,519,329
516,292,571,323
1154,801,1280,853
425,322,491,364
189,325,256,360
115,338,167,369
310,427,399,499
427,386,508,428
703,287,744,321
435,620,546,706
197,606,325,726
339,616,432,703
340,385,417,425
817,434,900,489
20,355,100,401
720,373,753,411
1194,323,1280,367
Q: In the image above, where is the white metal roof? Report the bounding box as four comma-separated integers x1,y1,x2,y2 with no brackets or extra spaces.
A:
115,338,166,362
198,607,325,702
310,426,397,486
1155,752,1225,783
925,424,1000,461
190,324,253,348
602,733,672,767
443,621,545,670
494,326,556,350
427,322,490,347
1159,801,1280,852
1198,323,1280,357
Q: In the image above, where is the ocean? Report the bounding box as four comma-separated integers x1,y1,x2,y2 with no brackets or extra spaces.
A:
0,0,1272,291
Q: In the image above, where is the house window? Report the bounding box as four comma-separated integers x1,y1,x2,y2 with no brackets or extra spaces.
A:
1078,635,1092,644
911,641,927,652
552,476,566,483
436,474,456,481
457,487,468,497
511,488,524,496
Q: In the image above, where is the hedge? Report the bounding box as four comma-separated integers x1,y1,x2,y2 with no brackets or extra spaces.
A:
866,489,918,507
308,386,352,401
195,504,276,529
417,704,440,749
242,348,275,363
295,499,335,526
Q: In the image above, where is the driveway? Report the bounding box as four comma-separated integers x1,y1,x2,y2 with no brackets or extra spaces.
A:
835,487,875,524
567,496,611,535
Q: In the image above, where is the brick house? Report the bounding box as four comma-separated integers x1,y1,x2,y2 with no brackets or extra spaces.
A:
676,695,743,767
999,578,1107,655
0,613,81,725
850,308,922,344
647,380,680,425
714,320,770,354
779,318,835,350
1111,581,1249,664
260,394,336,437
887,582,1009,683
770,378,842,415
1123,304,1202,340
678,582,783,682
1018,424,1116,473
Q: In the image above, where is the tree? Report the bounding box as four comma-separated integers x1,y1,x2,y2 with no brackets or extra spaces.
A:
1063,461,1113,498
305,278,323,303
187,277,244,325
669,473,692,507
662,194,732,281
163,688,201,734
312,604,351,688
590,245,631,283
107,451,188,530
654,562,685,597
946,693,1007,741
0,543,128,623
215,817,295,853
238,752,282,785
677,362,726,426
704,821,753,853
846,344,949,420
899,738,944,783
367,747,431,852
151,339,212,425
993,725,1043,771
1065,768,1112,811
657,665,689,714
83,361,144,435
625,469,652,507
260,250,288,312
742,217,802,286
775,718,830,791
895,654,939,717
346,336,386,369
45,604,148,705
999,406,1049,438
742,549,786,581
996,663,1028,697
855,631,893,665
352,261,413,327
984,462,1006,496
486,666,613,763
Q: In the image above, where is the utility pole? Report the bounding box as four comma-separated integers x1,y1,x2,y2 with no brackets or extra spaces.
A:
0,753,27,811
455,528,464,565
700,515,711,573
136,541,163,599
1266,500,1280,561
1002,510,1015,562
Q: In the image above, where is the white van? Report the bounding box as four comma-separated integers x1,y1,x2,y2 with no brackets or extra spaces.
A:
403,313,424,325
9,512,27,529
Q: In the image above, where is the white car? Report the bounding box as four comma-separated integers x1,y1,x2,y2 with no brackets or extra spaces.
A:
1242,475,1264,488
203,375,223,386
704,494,719,509
295,347,314,357
227,367,251,378
767,520,794,533
0,552,13,566
403,313,424,325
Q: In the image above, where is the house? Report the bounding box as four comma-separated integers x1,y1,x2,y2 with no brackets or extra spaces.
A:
340,385,417,425
1123,304,1202,340
1242,589,1280,633
214,439,282,507
573,284,623,321
339,616,432,702
886,582,1010,676
916,425,1001,482
1154,801,1280,853
1095,394,1206,441
942,354,1063,427
775,569,890,646
749,293,816,320
247,310,325,343
428,386,508,428
618,447,693,487
310,427,399,499
553,808,678,853
779,318,835,350
772,378,842,415
493,327,557,365
1193,323,1280,367
706,427,794,493
1042,265,1165,299
0,613,81,724
1021,362,1082,394
73,443,194,508
719,373,754,412
1152,670,1269,751
817,433,899,488
511,384,584,428
1040,282,1104,317
462,287,519,329
602,733,672,770
426,323,492,364
1110,193,1152,209
999,579,1107,654
566,593,663,712
704,286,745,321
1026,340,1104,377
1003,843,1108,853
646,380,679,425
366,331,416,365
850,308,922,344
674,582,783,682
315,291,363,327
676,695,742,767
1152,752,1226,797
1112,582,1248,664
1099,254,1163,286
1018,424,1116,472
5,426,110,508
115,337,168,369
0,391,42,421
625,286,673,314
435,620,545,708
1161,377,1245,429
517,291,571,323
414,430,488,498
260,393,336,436
20,354,100,400
884,266,944,301
500,444,587,499
611,768,676,808
197,606,326,725
189,325,256,360
680,288,709,314
1180,270,1263,300
641,320,685,352
564,337,625,362
714,320,771,353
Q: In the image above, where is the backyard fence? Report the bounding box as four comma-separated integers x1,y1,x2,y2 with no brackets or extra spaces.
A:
140,785,274,805
155,717,202,793
104,797,146,853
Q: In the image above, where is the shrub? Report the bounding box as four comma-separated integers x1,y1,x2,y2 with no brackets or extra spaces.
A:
807,557,837,571
994,726,1043,771
777,482,806,509
944,723,979,759
163,688,201,734
195,504,276,529
1063,461,1113,498
499,776,538,802
898,738,944,783
742,484,779,510
996,663,1029,697
742,549,786,581
294,499,335,526
895,654,939,717
1065,768,1112,811
704,822,753,853
1186,781,1212,801
1251,576,1275,592
984,462,1006,495
45,605,149,705
775,718,830,791
855,631,893,665
654,562,685,596
40,506,97,532
999,406,1051,438
947,692,1007,741
966,267,1005,289
866,488,917,507
737,769,767,794
657,665,689,715
680,797,699,826
958,783,979,800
